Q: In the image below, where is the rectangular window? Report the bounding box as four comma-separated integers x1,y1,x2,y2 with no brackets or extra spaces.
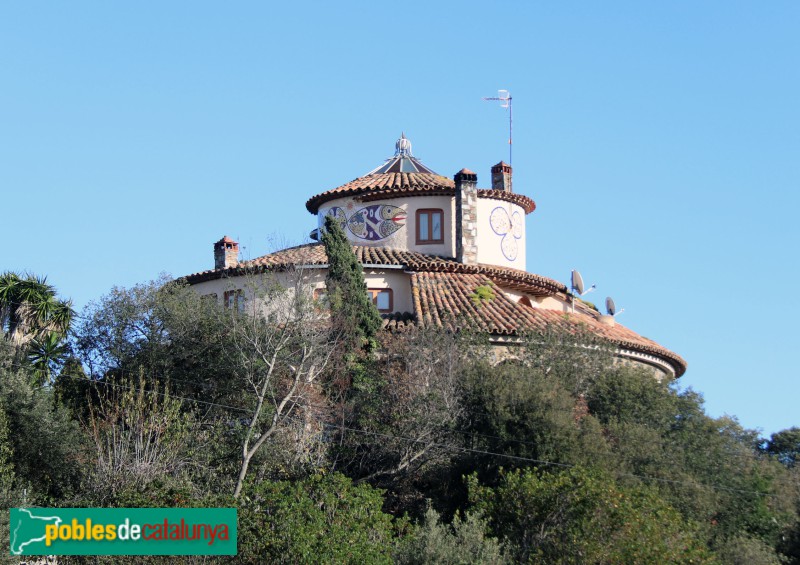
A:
223,289,245,312
367,288,393,313
313,287,328,311
416,209,444,244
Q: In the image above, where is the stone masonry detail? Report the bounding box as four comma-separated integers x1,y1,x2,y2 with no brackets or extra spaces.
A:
455,169,478,264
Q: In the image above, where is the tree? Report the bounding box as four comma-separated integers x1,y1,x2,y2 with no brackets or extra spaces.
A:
584,366,796,556
237,473,397,564
394,506,506,565
320,215,381,354
334,328,473,500
0,398,17,565
0,272,73,377
71,277,243,492
468,466,714,564
766,427,800,468
225,269,335,498
515,324,615,397
28,331,69,385
715,534,786,565
71,274,336,498
0,272,72,347
71,276,256,421
0,361,84,501
464,359,606,470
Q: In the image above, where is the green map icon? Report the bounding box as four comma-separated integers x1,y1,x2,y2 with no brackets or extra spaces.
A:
8,507,237,556
9,508,62,555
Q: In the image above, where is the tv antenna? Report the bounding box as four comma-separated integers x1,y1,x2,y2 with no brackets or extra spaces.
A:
483,89,513,165
605,297,625,317
570,269,596,313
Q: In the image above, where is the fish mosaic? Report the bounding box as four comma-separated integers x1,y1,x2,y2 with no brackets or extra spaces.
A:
322,204,406,241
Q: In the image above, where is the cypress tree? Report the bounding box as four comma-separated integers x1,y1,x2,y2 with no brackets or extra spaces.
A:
320,216,384,428
321,215,382,353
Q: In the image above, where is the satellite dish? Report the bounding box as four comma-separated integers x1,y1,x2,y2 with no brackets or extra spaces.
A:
571,270,596,296
605,296,625,317
571,270,585,295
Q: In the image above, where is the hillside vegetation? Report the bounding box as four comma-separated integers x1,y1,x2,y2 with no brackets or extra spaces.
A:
2,257,799,563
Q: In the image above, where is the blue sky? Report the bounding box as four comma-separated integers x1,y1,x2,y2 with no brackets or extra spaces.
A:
2,2,798,436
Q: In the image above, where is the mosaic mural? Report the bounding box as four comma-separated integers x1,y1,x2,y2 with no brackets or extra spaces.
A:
489,206,523,261
322,203,406,241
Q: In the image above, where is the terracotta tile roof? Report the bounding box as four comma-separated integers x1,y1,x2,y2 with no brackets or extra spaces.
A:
409,272,687,377
529,308,686,373
182,243,566,296
412,272,539,334
306,173,455,214
476,189,536,214
181,245,684,377
305,173,536,214
381,311,416,332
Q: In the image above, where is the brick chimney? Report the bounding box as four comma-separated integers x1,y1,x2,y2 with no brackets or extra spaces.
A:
214,236,239,270
491,161,512,192
455,168,478,264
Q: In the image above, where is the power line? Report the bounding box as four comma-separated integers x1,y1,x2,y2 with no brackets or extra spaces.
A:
5,358,771,470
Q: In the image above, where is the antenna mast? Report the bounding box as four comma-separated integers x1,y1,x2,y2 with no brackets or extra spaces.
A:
483,89,513,165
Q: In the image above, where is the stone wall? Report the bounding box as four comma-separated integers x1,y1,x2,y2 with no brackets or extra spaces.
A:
455,169,478,264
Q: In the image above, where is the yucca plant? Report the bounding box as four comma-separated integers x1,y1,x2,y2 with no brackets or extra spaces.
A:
0,271,74,382
28,331,70,385
0,272,73,345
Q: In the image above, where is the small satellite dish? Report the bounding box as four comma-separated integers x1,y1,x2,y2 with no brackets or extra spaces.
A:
605,296,625,317
571,270,596,296
571,270,585,295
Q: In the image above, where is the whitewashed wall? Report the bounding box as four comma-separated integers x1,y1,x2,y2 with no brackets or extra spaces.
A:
318,195,456,257
475,199,527,270
189,267,413,314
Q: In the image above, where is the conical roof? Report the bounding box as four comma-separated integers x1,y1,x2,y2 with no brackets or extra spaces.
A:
365,133,439,174
305,134,454,214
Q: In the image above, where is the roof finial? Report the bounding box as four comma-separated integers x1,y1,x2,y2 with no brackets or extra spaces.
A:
395,133,413,156
363,133,437,175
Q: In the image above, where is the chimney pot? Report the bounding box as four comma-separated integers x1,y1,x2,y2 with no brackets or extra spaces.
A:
599,315,615,327
491,161,513,192
214,236,239,270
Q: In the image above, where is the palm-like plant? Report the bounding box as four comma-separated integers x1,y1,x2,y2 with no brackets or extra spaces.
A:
0,272,73,346
28,331,70,385
0,272,74,380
